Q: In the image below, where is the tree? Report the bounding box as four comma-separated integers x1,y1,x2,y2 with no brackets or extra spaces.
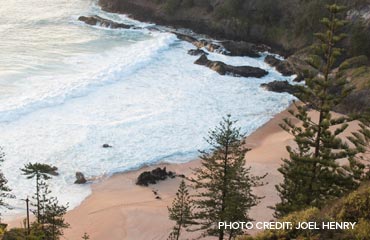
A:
190,115,265,240
348,112,370,180
41,184,69,240
275,4,363,217
167,180,193,240
20,163,58,222
0,148,14,218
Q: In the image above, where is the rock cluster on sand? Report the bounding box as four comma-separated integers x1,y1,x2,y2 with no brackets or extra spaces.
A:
74,172,87,184
78,15,133,29
195,54,268,78
136,167,175,186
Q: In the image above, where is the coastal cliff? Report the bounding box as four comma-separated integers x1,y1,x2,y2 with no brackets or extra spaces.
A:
98,0,370,114
99,0,370,57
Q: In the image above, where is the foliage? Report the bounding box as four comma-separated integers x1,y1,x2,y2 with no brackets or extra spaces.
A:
243,183,370,240
0,148,14,216
2,223,45,240
332,183,370,222
40,184,69,240
339,55,369,71
167,180,193,240
348,112,370,180
189,115,265,239
20,162,58,222
349,20,370,57
275,4,363,217
164,0,182,15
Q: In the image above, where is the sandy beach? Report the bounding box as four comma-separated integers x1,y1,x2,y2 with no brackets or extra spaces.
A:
8,106,360,240
60,107,294,240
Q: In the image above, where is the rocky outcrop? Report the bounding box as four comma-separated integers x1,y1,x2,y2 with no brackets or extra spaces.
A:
74,172,87,184
78,15,133,29
188,48,208,56
175,32,263,58
136,167,175,186
264,55,295,76
221,40,264,58
261,80,299,95
174,32,227,54
195,54,268,78
97,0,291,55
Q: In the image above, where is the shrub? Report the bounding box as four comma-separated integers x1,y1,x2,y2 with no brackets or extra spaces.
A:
334,185,370,222
164,0,182,15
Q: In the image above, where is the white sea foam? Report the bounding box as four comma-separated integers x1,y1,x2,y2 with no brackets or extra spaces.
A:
0,0,295,219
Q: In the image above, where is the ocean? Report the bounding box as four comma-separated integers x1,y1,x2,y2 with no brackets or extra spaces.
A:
0,0,294,218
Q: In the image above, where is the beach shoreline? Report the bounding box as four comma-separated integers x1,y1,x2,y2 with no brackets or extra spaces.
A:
7,106,294,239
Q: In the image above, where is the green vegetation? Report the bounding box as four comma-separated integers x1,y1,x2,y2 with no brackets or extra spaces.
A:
20,163,59,223
339,55,369,71
275,4,363,217
0,148,14,215
240,183,370,240
167,180,193,240
18,163,69,239
160,0,370,57
188,115,265,239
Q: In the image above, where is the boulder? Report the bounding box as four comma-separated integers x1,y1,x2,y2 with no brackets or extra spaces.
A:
74,172,87,184
195,54,268,78
188,48,208,56
261,80,299,95
221,40,262,58
102,143,112,148
265,55,295,76
136,167,175,186
173,32,226,54
78,15,133,29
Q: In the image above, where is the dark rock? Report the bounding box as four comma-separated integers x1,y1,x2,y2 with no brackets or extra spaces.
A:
102,143,112,148
188,48,208,56
155,196,161,200
177,174,186,178
168,171,176,179
78,15,133,29
136,167,174,186
173,32,226,54
222,40,262,58
74,172,87,184
265,55,295,76
195,54,268,78
194,39,225,54
261,80,299,95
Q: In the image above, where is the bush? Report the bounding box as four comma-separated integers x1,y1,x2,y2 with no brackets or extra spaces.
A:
350,21,370,58
334,185,370,222
348,219,370,240
164,0,182,15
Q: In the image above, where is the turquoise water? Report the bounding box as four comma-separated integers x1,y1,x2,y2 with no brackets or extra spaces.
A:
0,0,294,218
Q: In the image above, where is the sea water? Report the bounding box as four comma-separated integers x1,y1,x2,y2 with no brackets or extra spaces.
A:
0,0,294,218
